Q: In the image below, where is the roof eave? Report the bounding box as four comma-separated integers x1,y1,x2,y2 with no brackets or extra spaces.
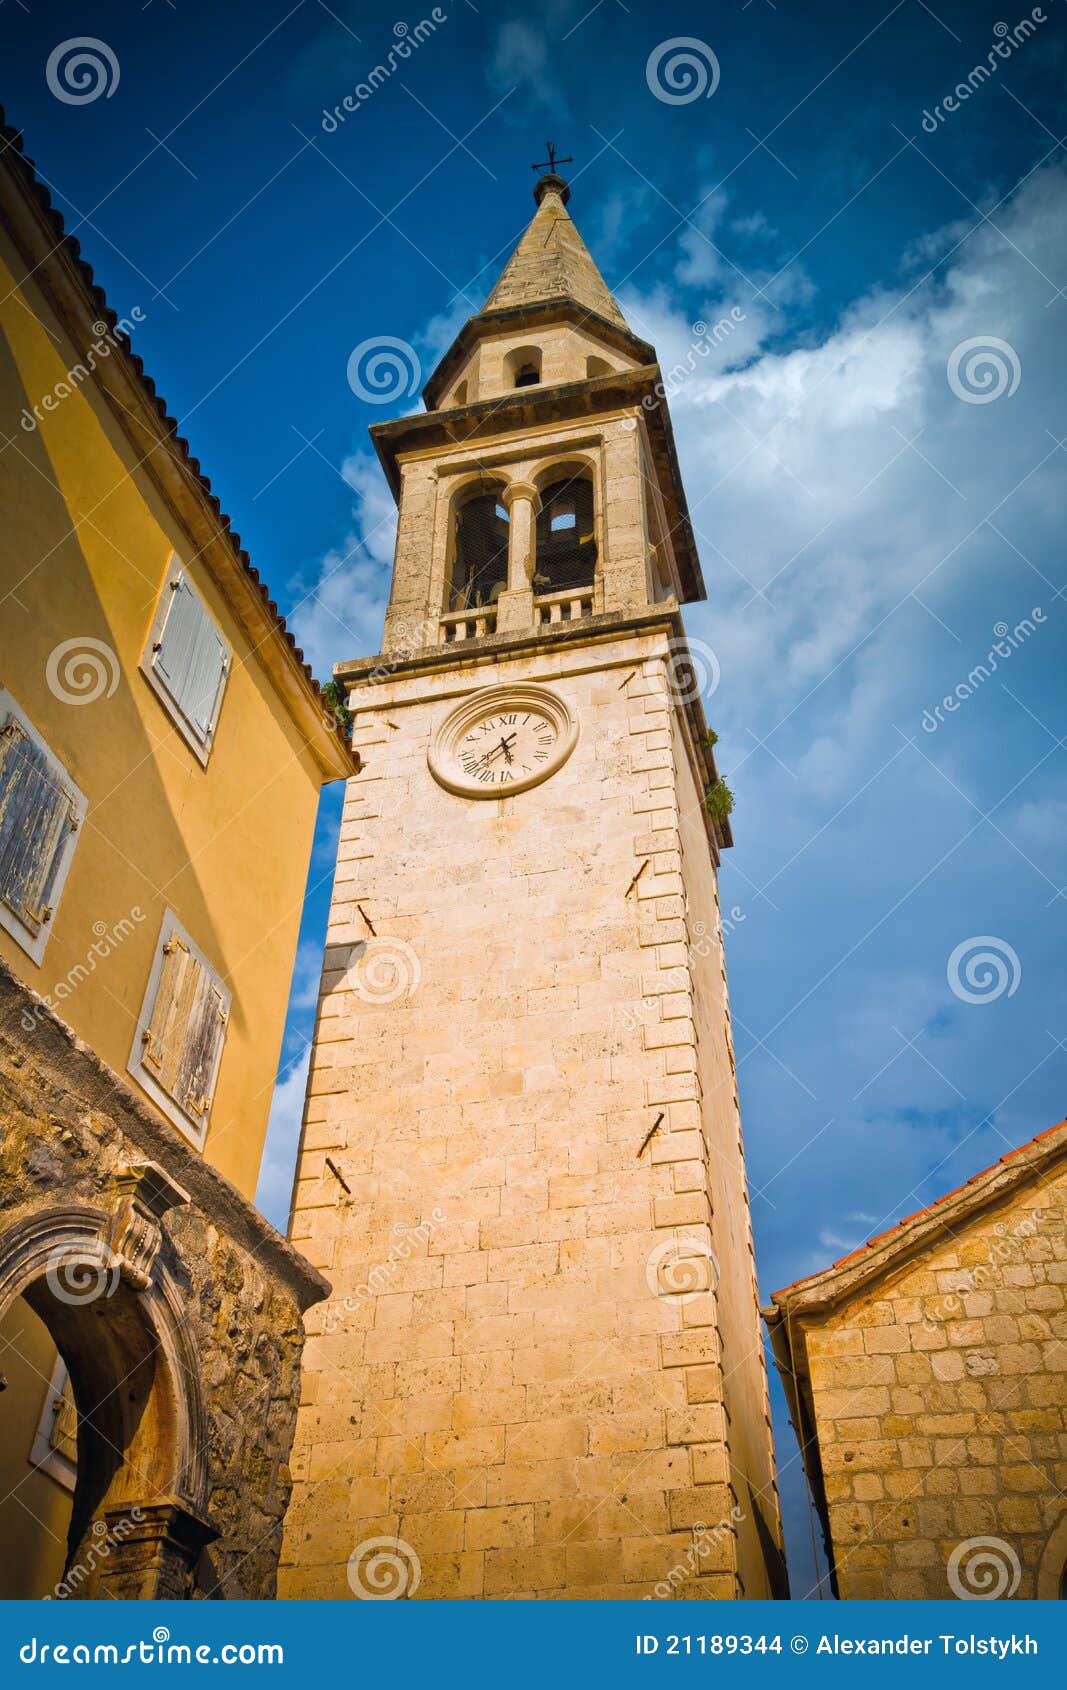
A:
0,109,357,783
765,1117,1067,1322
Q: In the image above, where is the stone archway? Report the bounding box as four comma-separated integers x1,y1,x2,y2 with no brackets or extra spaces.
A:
0,1170,215,1599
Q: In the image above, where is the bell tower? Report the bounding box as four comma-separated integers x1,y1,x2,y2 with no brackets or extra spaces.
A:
280,168,785,1601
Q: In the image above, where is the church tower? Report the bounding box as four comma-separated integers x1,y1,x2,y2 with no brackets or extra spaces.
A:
280,168,785,1600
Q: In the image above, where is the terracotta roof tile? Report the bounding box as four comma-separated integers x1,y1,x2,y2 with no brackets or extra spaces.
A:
771,1116,1067,1299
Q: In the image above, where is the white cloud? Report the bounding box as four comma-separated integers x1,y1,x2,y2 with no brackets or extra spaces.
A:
255,1044,312,1233
619,162,1067,1295
487,18,569,117
286,451,397,679
288,940,325,1015
622,162,1066,777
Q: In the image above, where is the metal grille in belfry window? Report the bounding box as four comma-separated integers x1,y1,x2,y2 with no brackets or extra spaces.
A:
449,494,510,610
534,478,597,593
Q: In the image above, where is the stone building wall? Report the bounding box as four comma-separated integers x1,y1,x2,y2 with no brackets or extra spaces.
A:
281,625,782,1599
0,960,326,1599
783,1156,1067,1599
670,708,783,1593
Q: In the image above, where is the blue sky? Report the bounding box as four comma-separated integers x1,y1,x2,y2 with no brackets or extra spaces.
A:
6,0,1066,1597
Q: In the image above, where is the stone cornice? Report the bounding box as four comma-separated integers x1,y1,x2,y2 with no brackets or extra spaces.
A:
336,607,732,855
421,298,654,410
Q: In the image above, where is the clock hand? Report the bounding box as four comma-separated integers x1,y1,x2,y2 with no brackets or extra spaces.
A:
477,732,517,768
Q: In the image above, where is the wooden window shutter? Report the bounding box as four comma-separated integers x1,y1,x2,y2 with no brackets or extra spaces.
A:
153,574,229,743
142,931,228,1124
0,717,78,934
49,1373,80,1465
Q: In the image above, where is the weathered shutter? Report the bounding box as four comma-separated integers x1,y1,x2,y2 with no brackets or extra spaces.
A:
49,1372,79,1464
153,574,229,743
0,717,78,934
179,965,227,1121
142,930,227,1126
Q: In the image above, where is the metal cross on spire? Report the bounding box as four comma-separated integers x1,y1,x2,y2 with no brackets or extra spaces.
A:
531,141,573,176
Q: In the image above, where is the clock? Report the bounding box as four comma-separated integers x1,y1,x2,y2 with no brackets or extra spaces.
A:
428,684,578,798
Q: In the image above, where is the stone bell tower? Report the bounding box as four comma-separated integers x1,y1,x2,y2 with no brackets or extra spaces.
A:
280,169,785,1600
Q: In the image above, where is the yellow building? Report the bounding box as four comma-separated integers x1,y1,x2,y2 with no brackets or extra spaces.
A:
0,113,354,1597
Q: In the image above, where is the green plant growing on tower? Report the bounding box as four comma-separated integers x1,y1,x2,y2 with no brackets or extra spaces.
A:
322,680,354,740
704,778,734,826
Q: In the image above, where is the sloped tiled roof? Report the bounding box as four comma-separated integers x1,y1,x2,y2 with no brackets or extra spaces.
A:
769,1116,1067,1308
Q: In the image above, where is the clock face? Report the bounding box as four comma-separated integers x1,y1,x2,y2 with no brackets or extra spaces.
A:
457,706,559,789
428,684,577,798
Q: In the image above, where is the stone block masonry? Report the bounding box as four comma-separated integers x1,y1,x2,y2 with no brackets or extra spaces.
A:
281,628,784,1599
766,1127,1067,1600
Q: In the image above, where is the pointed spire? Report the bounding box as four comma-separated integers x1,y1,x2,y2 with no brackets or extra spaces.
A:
481,177,630,332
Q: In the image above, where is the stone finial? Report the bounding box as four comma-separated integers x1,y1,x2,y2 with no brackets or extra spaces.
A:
533,171,570,207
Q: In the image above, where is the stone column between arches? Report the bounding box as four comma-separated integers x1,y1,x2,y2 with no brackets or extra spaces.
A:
495,479,541,633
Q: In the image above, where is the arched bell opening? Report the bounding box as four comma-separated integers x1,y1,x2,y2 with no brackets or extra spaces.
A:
504,345,542,389
447,484,510,612
533,473,597,595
